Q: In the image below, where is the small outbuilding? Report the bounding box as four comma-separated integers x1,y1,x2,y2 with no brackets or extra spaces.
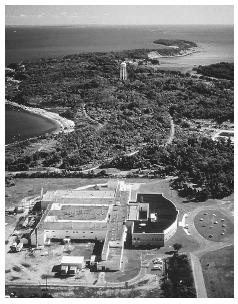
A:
90,255,96,265
61,256,84,270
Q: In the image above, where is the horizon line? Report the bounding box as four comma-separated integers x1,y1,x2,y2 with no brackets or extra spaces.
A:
5,23,234,27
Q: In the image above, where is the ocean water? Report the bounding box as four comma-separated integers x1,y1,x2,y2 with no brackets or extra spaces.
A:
5,108,58,144
6,24,233,66
5,25,234,144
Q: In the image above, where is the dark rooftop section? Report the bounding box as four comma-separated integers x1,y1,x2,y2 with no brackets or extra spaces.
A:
133,194,178,233
48,205,109,221
138,210,147,220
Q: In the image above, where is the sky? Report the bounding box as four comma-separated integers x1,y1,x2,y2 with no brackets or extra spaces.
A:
5,5,234,26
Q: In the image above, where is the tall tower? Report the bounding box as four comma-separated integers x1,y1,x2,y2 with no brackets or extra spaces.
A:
120,61,127,80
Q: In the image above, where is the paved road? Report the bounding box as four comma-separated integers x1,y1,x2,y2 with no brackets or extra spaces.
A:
190,253,207,298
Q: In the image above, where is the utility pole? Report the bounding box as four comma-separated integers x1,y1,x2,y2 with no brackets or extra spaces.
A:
45,275,48,291
35,227,38,249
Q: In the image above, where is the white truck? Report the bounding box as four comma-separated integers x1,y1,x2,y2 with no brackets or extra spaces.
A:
68,266,77,276
61,265,68,276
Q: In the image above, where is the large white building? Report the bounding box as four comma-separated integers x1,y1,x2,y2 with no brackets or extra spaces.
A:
30,181,178,271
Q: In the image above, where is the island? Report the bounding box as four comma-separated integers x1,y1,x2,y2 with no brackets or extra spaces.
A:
154,39,197,48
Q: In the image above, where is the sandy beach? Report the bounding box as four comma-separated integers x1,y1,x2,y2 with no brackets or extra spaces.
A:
148,46,200,59
5,100,75,136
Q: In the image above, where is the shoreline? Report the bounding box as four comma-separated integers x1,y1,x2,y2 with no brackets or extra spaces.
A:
5,100,75,144
148,47,200,59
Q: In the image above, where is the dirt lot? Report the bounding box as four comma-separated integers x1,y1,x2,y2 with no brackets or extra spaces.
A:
200,245,234,298
5,241,98,285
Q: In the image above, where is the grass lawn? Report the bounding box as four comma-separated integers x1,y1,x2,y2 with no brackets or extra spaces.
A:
194,210,233,242
200,245,234,298
165,226,200,253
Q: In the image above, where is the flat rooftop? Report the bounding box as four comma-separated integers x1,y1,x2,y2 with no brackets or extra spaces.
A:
133,193,178,233
133,218,175,233
47,204,109,221
42,220,108,231
42,190,115,202
37,188,130,233
128,205,139,220
53,197,115,205
107,205,127,242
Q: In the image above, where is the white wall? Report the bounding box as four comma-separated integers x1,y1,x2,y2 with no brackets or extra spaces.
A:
31,228,107,246
132,232,164,247
131,208,179,247
44,229,107,241
163,213,178,242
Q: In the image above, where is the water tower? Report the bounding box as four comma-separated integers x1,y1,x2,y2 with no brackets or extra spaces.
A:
120,61,127,80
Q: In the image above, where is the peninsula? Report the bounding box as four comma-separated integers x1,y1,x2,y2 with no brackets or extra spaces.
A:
5,40,233,201
5,40,234,299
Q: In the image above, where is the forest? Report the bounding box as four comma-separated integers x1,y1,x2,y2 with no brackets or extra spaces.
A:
5,44,234,199
194,62,234,80
161,254,196,297
153,39,197,49
108,135,233,200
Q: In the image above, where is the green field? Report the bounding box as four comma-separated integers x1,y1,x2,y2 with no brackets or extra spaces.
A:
200,245,234,298
5,178,108,208
194,210,233,242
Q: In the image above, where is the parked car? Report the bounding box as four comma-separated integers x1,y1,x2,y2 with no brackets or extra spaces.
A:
44,238,51,246
152,265,162,270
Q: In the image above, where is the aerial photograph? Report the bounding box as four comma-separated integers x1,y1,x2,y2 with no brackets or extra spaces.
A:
5,3,234,299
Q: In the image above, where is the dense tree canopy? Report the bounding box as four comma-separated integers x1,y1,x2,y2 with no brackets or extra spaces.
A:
194,62,234,81
5,50,234,200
